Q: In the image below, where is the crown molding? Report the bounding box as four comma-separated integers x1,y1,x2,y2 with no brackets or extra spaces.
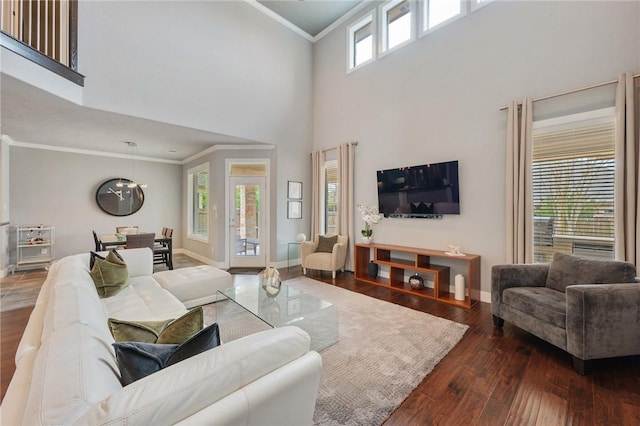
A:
181,144,275,164
313,1,373,42
6,139,177,164
244,0,315,42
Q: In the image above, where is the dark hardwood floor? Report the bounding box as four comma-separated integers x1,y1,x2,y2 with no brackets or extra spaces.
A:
2,264,639,425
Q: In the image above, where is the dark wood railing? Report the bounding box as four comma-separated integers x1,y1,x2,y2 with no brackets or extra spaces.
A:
0,0,83,86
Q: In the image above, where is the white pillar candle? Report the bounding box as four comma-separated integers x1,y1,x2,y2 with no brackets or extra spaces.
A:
454,274,465,301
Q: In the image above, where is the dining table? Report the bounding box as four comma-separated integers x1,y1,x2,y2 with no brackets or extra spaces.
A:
98,233,173,269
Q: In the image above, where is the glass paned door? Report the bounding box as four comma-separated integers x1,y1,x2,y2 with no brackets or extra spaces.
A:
229,176,266,268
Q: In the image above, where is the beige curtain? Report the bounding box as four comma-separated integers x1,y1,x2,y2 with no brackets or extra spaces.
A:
338,143,355,271
614,73,639,266
505,98,533,264
310,150,322,238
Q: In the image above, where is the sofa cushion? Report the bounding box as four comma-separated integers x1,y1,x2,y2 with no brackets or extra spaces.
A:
109,307,204,344
316,235,337,253
113,323,220,385
90,250,130,297
102,275,187,321
75,326,313,425
503,287,567,328
546,252,637,293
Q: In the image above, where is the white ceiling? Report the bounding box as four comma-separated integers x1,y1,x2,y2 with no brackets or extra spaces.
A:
0,1,363,162
1,75,260,162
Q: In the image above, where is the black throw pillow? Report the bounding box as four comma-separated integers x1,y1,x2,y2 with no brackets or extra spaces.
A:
113,323,220,386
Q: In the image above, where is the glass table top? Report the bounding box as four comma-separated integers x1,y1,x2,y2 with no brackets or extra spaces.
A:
217,282,338,351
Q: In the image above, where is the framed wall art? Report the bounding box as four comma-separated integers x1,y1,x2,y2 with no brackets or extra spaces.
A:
287,181,302,200
287,201,302,219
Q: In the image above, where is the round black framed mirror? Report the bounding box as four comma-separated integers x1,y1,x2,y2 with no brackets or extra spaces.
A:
95,178,145,216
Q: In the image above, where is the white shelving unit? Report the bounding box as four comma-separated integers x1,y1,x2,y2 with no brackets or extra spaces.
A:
13,225,55,271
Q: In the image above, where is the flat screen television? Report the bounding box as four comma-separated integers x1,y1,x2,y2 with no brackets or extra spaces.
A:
376,160,460,218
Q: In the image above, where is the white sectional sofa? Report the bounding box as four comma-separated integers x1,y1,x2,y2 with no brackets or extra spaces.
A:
1,248,323,425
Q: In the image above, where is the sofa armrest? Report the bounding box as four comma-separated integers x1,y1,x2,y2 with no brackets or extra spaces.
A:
300,241,316,264
331,242,347,269
75,326,320,425
566,283,640,360
491,264,549,315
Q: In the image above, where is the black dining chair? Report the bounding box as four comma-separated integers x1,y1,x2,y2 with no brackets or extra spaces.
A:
154,228,173,269
92,230,101,251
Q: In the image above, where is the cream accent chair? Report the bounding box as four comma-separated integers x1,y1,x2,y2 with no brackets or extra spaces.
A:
301,234,348,279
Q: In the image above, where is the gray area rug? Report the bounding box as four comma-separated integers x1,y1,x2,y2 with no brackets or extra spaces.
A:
202,277,468,426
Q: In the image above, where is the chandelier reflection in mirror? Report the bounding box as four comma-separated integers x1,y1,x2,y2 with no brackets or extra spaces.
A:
117,141,147,189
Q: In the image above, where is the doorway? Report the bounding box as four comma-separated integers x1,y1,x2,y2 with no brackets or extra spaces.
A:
228,168,267,268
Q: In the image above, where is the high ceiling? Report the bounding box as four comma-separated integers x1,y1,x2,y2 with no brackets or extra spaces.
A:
258,0,363,37
1,1,364,162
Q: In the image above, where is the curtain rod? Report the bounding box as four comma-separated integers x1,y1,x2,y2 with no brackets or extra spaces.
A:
498,73,640,111
317,141,358,154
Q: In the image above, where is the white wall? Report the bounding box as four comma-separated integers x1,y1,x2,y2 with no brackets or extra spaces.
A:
9,147,181,260
78,1,314,263
313,1,640,295
78,0,313,147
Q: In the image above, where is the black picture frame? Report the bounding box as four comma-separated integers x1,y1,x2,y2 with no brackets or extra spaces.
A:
287,201,302,219
287,181,302,199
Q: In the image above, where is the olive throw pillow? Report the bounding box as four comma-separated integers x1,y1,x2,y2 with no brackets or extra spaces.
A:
89,249,124,270
108,307,204,344
113,322,220,386
316,235,338,253
90,250,129,298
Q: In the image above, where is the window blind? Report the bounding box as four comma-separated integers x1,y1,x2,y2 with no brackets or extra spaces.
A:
388,0,411,24
531,113,615,261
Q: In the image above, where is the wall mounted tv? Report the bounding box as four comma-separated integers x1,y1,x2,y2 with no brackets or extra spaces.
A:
376,160,460,218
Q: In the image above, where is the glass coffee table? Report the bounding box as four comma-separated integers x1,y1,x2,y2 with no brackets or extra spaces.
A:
216,282,338,352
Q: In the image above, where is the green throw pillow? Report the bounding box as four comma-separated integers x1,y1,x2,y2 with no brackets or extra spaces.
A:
316,235,338,253
90,250,129,298
113,323,220,385
108,307,204,344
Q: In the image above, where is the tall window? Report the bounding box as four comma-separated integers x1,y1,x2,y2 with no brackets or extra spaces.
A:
188,163,209,241
532,109,616,262
381,0,413,53
423,0,463,32
324,160,338,235
348,12,375,71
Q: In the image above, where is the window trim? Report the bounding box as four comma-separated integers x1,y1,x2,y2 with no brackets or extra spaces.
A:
347,10,376,74
379,0,416,58
187,162,210,243
419,0,467,38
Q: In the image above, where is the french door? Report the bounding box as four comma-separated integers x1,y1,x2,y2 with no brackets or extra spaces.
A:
228,176,266,268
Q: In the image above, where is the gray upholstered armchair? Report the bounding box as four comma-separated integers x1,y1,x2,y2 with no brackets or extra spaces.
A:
492,252,640,374
301,234,348,279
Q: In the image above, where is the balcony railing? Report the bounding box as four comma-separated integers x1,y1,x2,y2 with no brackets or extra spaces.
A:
0,0,83,85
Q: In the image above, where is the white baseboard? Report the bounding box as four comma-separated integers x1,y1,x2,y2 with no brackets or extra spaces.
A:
174,248,227,269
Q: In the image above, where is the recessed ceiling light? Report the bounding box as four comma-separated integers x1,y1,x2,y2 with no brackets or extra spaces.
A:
167,149,178,154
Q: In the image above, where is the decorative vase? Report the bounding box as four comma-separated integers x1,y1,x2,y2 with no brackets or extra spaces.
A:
361,236,372,244
368,261,378,279
408,273,424,289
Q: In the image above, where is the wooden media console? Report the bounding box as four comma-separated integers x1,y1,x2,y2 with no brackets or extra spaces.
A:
354,243,481,308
